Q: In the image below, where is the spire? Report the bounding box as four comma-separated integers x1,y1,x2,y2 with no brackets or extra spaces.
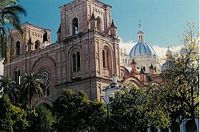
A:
110,19,117,37
131,58,137,65
111,20,117,28
137,19,144,42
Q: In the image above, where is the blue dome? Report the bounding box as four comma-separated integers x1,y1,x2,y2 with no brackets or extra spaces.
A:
129,42,156,58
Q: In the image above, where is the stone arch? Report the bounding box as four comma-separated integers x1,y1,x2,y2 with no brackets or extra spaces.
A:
102,44,113,76
68,45,82,80
123,76,142,88
32,56,56,73
102,43,113,52
120,66,130,79
31,56,57,99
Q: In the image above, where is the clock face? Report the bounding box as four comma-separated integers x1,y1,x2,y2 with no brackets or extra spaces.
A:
40,70,50,87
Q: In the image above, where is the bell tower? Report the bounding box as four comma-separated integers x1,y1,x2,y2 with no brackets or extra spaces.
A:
58,0,120,100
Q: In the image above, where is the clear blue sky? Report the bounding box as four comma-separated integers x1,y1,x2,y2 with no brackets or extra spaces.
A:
19,0,199,47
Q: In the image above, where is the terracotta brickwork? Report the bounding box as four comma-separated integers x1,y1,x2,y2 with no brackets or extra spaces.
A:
4,0,161,106
4,0,120,104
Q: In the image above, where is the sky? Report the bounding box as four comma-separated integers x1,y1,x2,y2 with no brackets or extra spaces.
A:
0,0,198,75
19,0,199,46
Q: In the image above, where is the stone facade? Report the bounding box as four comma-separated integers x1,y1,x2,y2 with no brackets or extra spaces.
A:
4,0,161,106
4,0,120,105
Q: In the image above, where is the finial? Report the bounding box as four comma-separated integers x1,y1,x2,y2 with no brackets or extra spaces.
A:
138,19,141,30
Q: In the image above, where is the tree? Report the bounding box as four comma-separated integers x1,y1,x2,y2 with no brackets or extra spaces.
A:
160,23,199,131
0,94,30,132
0,0,26,60
0,93,54,132
52,89,106,132
108,85,169,132
20,73,45,108
26,105,54,132
0,75,19,104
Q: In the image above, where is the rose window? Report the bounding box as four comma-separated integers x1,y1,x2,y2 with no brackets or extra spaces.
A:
40,70,50,87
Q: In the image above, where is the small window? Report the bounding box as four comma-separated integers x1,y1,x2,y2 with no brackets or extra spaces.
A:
16,41,20,55
102,47,111,70
72,51,81,72
35,40,41,49
72,53,76,72
106,50,109,68
77,52,80,71
14,70,20,84
72,18,79,35
102,50,106,68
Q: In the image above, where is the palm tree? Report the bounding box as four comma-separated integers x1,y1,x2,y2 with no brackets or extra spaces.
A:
21,73,45,108
0,0,26,60
0,75,18,103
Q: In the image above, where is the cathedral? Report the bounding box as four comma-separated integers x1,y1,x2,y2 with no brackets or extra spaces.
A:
3,0,160,106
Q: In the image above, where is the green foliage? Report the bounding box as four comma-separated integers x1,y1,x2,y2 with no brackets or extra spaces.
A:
108,85,169,132
0,95,30,132
26,105,54,132
0,0,26,60
144,84,170,128
52,89,106,132
159,23,199,130
20,73,45,107
0,75,19,104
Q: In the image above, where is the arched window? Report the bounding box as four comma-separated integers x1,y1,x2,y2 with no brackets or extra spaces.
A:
102,46,111,70
14,70,20,84
35,40,41,49
72,51,81,72
72,18,79,35
16,41,20,55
